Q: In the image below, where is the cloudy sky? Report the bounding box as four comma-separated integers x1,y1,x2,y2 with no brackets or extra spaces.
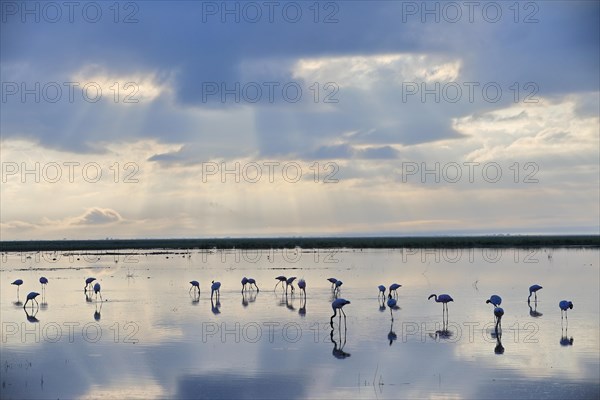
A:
1,1,598,240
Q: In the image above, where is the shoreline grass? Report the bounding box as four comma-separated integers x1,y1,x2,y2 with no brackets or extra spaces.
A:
0,235,598,252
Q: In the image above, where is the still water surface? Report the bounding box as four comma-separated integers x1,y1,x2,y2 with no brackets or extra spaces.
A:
1,247,598,399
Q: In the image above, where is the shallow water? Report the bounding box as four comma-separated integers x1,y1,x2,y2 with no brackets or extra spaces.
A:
1,247,599,399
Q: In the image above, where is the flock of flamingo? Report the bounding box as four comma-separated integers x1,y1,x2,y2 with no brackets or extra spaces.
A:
10,276,574,331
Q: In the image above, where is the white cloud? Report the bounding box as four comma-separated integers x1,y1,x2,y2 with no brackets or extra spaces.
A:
72,207,123,225
292,53,462,89
72,64,171,103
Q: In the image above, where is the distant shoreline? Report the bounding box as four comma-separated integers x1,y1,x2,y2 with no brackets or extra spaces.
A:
1,235,598,252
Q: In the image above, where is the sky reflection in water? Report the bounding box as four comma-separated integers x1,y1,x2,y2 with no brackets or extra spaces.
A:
1,248,599,399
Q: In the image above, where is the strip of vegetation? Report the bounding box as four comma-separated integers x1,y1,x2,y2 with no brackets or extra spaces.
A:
1,235,598,252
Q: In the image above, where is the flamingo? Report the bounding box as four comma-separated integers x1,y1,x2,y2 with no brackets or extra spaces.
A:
248,278,259,292
528,284,542,303
378,285,386,298
428,294,453,317
298,279,306,298
23,292,40,310
189,280,200,293
387,294,399,320
211,280,221,300
559,300,573,319
330,298,350,326
274,276,287,291
334,280,343,294
286,277,297,294
11,279,23,296
486,295,502,307
84,277,96,291
93,283,102,301
327,278,338,289
241,277,249,292
389,283,402,297
39,277,48,291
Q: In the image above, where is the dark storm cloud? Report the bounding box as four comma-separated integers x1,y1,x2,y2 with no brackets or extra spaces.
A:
0,1,598,159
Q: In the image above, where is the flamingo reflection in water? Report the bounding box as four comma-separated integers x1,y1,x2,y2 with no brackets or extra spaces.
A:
494,333,505,354
560,326,574,346
285,293,296,312
241,290,258,308
24,307,39,323
388,320,398,346
378,295,387,313
429,323,454,341
528,299,543,317
190,289,200,305
330,325,350,359
299,295,306,317
211,298,221,315
94,302,102,321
